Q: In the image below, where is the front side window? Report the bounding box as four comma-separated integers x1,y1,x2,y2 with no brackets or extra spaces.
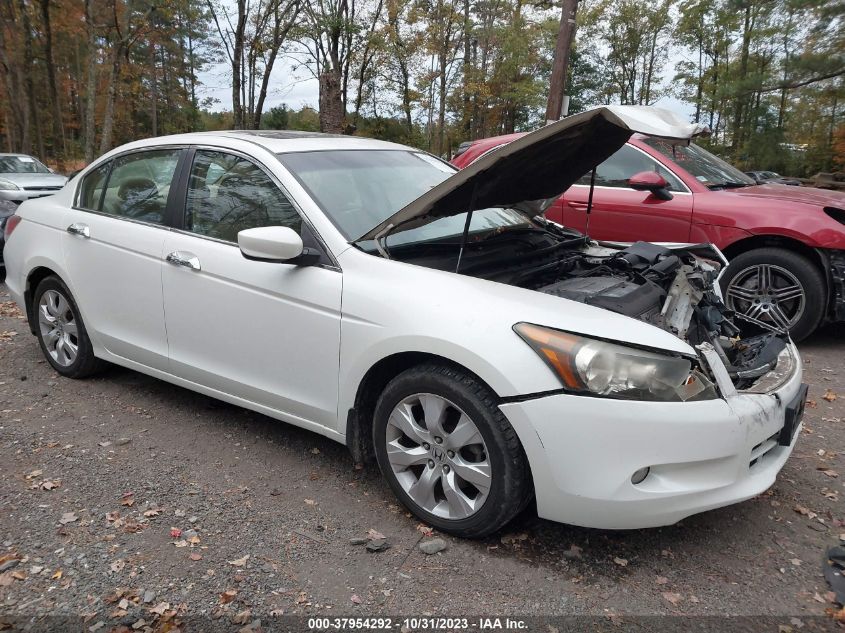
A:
184,150,301,242
100,149,181,224
78,162,111,210
575,144,685,191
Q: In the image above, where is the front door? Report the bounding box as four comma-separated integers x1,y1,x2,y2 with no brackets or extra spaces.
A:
161,149,342,430
555,144,694,243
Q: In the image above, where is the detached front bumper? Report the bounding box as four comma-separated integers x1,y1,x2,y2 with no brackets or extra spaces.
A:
500,343,804,529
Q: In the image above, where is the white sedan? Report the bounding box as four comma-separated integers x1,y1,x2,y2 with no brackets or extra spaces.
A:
2,106,806,537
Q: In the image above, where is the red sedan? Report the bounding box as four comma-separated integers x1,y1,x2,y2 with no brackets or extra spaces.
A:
453,133,845,341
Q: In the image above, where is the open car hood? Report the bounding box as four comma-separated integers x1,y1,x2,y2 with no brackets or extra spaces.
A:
356,105,709,242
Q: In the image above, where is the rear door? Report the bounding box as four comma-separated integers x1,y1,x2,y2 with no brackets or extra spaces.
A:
555,144,693,242
160,148,342,430
63,148,184,370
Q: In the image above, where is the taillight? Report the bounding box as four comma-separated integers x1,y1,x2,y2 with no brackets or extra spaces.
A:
3,214,22,241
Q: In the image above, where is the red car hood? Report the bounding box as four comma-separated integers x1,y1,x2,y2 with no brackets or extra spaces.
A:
728,184,845,207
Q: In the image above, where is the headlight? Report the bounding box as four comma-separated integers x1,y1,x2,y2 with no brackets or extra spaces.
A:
514,323,717,401
0,178,20,191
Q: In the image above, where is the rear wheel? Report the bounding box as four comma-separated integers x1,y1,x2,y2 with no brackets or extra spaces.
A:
721,247,826,342
373,363,531,538
32,276,104,378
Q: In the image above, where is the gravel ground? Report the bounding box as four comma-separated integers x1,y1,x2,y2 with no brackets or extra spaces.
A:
1,278,844,631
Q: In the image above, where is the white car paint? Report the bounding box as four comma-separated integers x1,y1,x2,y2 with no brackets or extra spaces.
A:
3,123,802,531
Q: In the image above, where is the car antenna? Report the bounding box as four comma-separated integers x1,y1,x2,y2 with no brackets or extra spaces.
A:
455,182,479,274
584,167,597,237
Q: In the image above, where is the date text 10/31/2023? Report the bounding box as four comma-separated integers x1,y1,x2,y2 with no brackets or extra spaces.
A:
307,617,528,630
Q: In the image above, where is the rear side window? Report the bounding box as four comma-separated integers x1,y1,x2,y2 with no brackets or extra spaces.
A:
99,149,182,224
78,163,111,210
183,150,302,242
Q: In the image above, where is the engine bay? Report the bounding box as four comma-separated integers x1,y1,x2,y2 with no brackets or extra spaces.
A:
392,229,790,391
528,240,789,389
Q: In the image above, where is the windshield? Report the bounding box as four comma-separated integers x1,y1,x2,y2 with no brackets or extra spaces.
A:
0,155,50,174
278,149,534,248
642,139,755,188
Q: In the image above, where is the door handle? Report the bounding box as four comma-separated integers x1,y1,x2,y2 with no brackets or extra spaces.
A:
166,251,201,271
567,201,589,210
66,223,90,238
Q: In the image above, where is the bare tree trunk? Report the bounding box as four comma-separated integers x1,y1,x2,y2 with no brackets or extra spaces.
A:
319,71,345,133
84,0,98,162
19,0,42,157
99,44,123,155
731,3,752,156
232,0,247,128
150,42,158,136
40,0,65,168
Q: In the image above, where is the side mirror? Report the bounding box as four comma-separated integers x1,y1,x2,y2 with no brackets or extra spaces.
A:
237,226,321,265
628,171,673,200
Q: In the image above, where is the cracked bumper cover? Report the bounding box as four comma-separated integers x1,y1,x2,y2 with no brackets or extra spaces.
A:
499,343,804,530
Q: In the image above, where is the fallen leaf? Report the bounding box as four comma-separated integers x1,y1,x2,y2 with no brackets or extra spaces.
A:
311,448,321,455
655,576,668,585
143,509,161,518
350,594,362,604
662,592,682,605
228,555,250,567
818,468,839,478
189,552,202,561
40,480,59,491
790,558,802,566
187,535,201,545
51,569,62,579
295,591,308,604
0,572,12,587
233,609,252,625
26,469,43,480
11,571,25,581
367,529,386,541
304,499,316,506
794,505,818,519
59,512,78,525
823,389,837,402
806,400,817,409
170,528,182,538
120,492,135,507
220,590,238,604
613,557,628,567
813,593,827,604
110,559,125,573
416,524,434,537
173,540,188,548
148,602,170,615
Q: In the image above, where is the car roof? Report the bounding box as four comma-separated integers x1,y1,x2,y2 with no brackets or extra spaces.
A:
109,130,411,155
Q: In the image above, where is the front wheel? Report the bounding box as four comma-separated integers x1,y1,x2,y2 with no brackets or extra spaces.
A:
720,247,826,342
373,363,531,538
32,276,104,378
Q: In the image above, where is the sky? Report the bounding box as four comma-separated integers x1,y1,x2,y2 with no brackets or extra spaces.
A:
196,58,696,129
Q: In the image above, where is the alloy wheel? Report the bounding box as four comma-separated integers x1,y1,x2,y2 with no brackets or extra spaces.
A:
385,393,491,520
724,263,805,331
38,289,79,367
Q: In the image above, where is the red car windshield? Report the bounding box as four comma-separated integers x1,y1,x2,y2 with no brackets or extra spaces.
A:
643,138,755,189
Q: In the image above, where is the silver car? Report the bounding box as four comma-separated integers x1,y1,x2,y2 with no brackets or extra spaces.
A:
0,154,68,204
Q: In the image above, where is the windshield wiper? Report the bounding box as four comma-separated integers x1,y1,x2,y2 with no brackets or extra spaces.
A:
707,181,751,190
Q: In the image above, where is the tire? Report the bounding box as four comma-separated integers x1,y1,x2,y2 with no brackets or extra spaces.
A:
720,247,826,342
31,275,104,378
373,363,531,538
